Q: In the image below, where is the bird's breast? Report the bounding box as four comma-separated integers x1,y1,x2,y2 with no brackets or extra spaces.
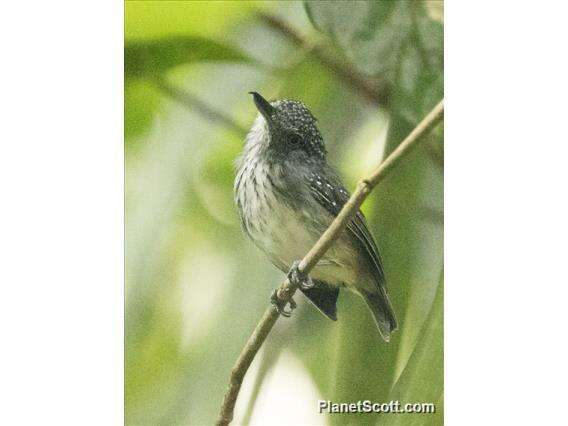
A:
235,158,361,288
235,160,320,269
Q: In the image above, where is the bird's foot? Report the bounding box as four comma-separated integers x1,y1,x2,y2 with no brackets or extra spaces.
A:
287,260,314,290
270,289,297,317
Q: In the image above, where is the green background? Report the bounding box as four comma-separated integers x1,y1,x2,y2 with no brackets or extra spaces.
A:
125,1,444,424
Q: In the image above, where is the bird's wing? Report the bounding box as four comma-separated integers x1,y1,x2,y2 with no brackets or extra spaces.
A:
306,168,398,336
306,170,386,286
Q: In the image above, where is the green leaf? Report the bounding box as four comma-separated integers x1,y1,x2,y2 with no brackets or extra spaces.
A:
382,275,443,426
305,1,441,74
304,0,443,121
124,79,161,140
124,35,253,139
125,36,252,79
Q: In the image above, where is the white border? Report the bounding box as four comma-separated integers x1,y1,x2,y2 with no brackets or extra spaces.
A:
446,1,568,424
0,1,123,424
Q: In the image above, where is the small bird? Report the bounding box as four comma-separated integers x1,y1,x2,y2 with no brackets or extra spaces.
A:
234,92,397,341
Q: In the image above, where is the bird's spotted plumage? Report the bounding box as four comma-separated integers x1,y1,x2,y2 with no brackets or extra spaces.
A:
267,99,326,159
234,93,397,341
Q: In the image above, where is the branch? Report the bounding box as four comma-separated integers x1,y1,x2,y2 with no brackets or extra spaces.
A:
153,76,248,137
216,99,444,425
240,345,278,425
256,12,389,106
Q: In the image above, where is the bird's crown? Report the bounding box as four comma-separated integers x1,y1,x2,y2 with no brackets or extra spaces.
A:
250,92,326,159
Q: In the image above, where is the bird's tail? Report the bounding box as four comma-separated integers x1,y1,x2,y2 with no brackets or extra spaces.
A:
360,289,398,342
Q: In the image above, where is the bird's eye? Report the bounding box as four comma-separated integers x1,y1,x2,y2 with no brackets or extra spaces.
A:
289,133,303,146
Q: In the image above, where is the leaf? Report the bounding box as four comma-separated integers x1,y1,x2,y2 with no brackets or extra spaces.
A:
125,36,252,79
124,36,253,139
381,275,443,426
305,1,441,74
304,0,443,122
305,0,400,76
124,79,162,140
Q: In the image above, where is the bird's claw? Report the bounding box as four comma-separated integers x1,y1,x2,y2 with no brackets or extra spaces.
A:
287,260,314,290
269,260,311,317
270,289,297,317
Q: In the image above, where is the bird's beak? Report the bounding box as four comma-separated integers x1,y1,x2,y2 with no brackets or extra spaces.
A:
249,92,275,123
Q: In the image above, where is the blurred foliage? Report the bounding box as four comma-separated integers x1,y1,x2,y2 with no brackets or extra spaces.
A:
125,36,252,79
125,1,443,425
305,0,443,122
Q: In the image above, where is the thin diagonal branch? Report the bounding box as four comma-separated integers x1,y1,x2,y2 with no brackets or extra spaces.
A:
216,99,444,426
241,345,278,425
257,12,389,106
154,76,248,137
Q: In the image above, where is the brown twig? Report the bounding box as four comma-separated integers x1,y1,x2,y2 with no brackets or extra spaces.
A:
256,12,389,106
216,99,444,425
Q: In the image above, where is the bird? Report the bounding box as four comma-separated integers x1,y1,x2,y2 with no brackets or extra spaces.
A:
234,92,397,342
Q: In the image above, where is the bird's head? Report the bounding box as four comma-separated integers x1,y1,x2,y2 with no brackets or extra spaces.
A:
249,92,326,161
